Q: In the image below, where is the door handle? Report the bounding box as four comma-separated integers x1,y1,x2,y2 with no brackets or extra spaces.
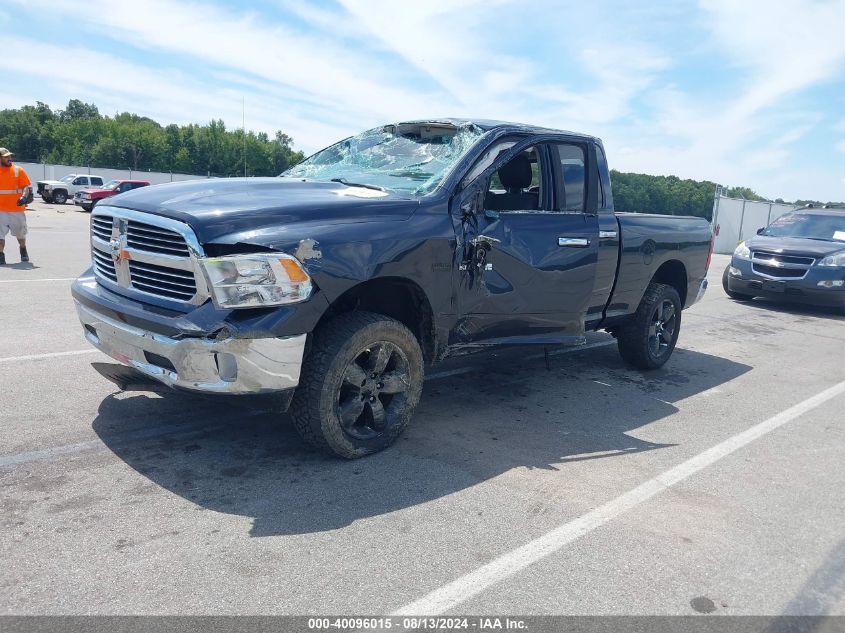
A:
558,237,591,247
599,230,618,239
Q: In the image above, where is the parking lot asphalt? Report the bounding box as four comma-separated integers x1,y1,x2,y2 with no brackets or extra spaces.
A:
1,199,843,615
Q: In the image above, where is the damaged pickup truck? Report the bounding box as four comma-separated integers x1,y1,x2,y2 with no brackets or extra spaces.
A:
71,119,712,458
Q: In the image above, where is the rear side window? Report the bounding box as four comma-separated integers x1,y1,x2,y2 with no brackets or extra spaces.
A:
91,177,103,186
553,144,585,212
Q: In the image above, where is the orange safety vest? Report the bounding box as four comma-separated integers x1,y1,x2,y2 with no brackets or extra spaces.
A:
0,164,31,212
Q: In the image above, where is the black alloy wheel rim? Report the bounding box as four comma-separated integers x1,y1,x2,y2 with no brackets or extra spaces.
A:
648,299,677,358
336,342,411,440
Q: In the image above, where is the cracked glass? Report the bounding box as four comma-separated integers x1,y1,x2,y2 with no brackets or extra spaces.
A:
282,122,484,196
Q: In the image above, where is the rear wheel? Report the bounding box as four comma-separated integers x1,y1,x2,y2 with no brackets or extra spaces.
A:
52,190,67,204
289,311,424,459
617,282,682,370
722,265,754,301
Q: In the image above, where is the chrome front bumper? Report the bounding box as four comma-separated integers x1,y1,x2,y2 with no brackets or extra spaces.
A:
75,300,307,394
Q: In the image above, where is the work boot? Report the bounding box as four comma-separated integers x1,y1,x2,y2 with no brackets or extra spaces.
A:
0,252,5,265
20,247,29,263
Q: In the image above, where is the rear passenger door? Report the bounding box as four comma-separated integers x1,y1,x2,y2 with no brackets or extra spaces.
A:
453,138,600,344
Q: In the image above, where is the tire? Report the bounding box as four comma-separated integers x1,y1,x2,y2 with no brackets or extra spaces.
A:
617,282,682,370
289,311,424,459
42,194,53,203
722,265,754,301
80,204,92,212
52,190,67,204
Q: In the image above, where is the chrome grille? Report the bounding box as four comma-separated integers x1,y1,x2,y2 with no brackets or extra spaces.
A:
91,246,117,282
126,221,190,256
751,250,815,280
128,260,196,300
91,215,113,242
89,206,207,306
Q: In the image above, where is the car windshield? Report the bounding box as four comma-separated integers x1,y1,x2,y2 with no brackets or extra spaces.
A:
102,180,120,190
282,122,484,195
60,175,75,183
762,212,845,242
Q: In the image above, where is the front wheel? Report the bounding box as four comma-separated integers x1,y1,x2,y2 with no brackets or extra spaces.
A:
289,311,424,459
52,190,67,204
617,282,682,370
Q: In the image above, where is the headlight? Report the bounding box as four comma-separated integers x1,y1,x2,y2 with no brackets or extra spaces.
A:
733,242,751,260
201,253,313,308
818,250,845,267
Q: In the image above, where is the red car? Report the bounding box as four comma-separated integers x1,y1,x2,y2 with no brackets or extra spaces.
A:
73,179,151,212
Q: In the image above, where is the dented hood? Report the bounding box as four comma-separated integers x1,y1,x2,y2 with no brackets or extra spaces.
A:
103,177,419,244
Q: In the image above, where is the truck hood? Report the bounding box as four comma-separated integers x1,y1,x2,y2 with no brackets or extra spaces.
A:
745,235,845,258
104,177,419,244
38,180,69,186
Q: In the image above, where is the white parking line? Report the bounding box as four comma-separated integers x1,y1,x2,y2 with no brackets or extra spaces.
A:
393,378,845,616
0,278,77,283
0,349,99,364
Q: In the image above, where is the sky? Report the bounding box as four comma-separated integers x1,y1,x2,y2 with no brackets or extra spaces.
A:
2,0,845,202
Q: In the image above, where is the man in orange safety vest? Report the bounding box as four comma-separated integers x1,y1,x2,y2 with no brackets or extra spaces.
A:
0,147,32,265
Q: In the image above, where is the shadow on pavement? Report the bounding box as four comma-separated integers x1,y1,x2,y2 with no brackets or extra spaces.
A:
92,340,751,537
729,297,844,321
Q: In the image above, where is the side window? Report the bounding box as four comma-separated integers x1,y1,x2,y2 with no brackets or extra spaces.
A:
73,176,87,186
554,144,585,212
117,184,129,192
91,177,103,186
484,146,545,212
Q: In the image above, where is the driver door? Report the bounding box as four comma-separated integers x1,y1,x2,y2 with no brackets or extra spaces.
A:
451,140,599,346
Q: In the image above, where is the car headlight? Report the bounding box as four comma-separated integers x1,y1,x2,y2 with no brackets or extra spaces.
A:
201,253,313,308
733,242,751,260
818,250,845,267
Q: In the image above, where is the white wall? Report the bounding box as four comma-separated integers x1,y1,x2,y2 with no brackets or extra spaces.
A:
712,196,798,254
14,162,208,186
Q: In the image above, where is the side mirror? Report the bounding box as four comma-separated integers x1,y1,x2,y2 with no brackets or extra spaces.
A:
756,227,765,235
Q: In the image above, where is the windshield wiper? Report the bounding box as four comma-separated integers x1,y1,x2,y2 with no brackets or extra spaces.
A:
330,178,386,192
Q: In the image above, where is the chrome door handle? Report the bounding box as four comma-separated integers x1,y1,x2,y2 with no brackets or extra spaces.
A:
558,237,591,247
599,230,618,239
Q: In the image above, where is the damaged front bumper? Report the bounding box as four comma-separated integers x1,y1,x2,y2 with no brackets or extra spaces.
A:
75,300,307,395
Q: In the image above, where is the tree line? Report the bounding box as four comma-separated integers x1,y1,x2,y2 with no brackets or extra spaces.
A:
0,100,304,178
2,100,838,219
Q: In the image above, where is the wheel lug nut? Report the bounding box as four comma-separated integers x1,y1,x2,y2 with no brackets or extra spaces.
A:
369,396,376,402
377,383,383,389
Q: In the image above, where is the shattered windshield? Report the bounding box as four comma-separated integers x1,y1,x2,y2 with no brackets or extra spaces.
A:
282,122,484,195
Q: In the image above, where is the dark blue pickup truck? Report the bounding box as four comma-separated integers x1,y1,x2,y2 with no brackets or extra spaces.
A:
71,119,712,458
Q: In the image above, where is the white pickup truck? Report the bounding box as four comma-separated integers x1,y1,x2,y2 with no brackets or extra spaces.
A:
37,174,105,204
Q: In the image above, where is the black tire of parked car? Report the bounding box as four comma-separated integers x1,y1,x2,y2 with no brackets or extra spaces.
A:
616,282,682,370
289,311,424,459
80,204,92,212
52,190,68,204
721,265,755,301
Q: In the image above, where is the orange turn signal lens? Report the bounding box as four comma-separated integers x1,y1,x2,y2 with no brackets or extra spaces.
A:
279,258,310,283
